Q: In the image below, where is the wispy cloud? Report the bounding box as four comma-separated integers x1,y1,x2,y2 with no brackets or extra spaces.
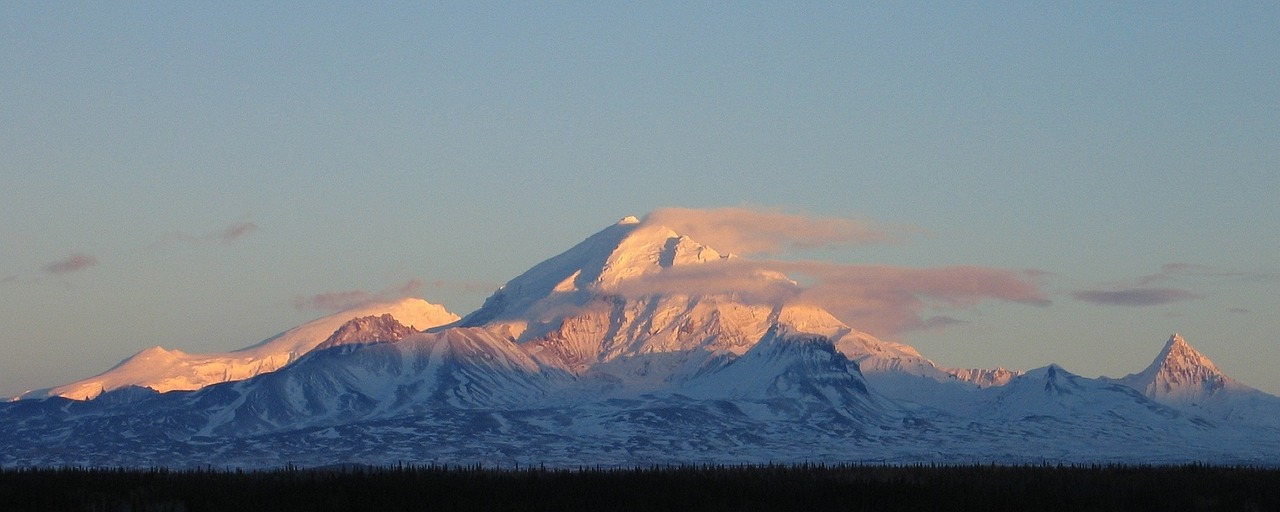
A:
643,207,915,256
1135,262,1275,285
608,207,1048,337
292,279,425,312
1071,287,1206,307
922,315,968,330
215,221,259,243
785,262,1049,336
422,278,501,295
151,221,259,249
1070,262,1271,308
43,253,98,275
612,258,1049,338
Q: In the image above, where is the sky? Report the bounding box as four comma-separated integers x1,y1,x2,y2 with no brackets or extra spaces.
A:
2,2,1278,398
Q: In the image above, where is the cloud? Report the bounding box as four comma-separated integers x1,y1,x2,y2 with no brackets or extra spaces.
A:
422,278,502,295
612,259,803,306
292,279,425,312
43,253,98,274
1071,287,1205,307
1135,263,1212,285
216,222,259,243
643,207,914,256
611,258,1049,338
1136,262,1274,285
784,262,1050,336
1070,262,1271,308
922,316,968,330
151,221,259,249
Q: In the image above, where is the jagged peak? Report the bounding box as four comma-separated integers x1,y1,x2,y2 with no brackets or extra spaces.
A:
1149,333,1223,377
1115,333,1241,403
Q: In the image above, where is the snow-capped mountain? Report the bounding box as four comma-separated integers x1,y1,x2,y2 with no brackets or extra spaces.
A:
1108,333,1280,428
1115,333,1241,404
461,216,1008,396
13,298,459,401
2,215,1277,468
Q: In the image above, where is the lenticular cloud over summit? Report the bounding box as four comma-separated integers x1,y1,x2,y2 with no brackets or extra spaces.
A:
643,207,910,256
625,209,1048,337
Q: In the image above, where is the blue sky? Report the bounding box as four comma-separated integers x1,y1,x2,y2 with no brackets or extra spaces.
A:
2,2,1277,397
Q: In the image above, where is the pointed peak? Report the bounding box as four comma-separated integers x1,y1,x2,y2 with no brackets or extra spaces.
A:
1155,333,1213,370
1123,332,1240,402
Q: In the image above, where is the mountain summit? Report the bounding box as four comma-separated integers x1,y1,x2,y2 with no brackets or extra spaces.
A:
1109,333,1280,427
1123,334,1235,403
460,216,734,328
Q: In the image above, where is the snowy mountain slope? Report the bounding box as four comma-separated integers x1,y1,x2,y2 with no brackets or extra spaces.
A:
1107,334,1280,428
678,326,887,424
15,298,459,401
984,364,1192,424
178,326,571,436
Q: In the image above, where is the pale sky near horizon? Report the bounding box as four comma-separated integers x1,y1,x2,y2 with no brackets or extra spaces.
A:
2,2,1278,397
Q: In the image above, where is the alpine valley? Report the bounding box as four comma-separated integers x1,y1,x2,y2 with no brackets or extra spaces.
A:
3,216,1278,468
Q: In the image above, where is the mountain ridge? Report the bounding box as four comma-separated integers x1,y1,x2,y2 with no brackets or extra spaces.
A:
3,215,1277,468
13,298,459,401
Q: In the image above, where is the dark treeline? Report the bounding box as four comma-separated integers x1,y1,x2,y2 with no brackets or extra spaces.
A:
1,462,1277,512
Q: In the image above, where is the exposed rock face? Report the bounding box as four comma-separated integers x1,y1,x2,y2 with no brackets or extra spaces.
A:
315,314,419,351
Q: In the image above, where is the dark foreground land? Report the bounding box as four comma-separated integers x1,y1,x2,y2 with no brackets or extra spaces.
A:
1,463,1277,512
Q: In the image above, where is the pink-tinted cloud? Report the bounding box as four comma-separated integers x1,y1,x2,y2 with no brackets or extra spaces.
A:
611,259,803,306
784,262,1050,336
1071,287,1205,307
293,279,425,312
611,258,1049,338
43,253,98,274
643,207,914,256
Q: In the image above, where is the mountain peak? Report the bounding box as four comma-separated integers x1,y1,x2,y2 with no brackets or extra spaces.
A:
461,218,728,326
1118,333,1236,404
1153,333,1221,378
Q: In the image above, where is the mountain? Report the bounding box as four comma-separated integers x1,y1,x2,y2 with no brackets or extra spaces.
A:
2,216,1277,468
1109,333,1280,428
13,298,459,401
461,216,1008,396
